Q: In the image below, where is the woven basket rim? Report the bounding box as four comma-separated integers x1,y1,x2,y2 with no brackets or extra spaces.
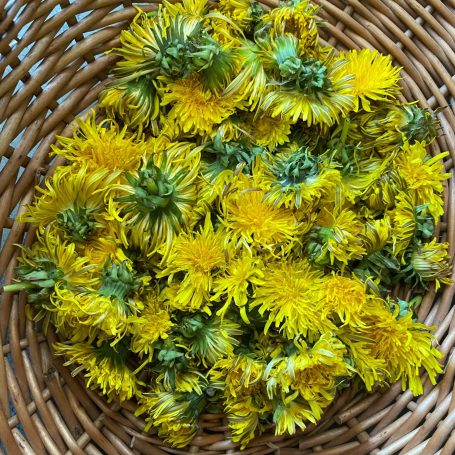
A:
1,1,454,454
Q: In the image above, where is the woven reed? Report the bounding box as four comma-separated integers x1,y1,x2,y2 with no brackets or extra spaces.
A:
0,1,454,454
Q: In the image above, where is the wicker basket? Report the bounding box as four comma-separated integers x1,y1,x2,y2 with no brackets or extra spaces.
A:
1,1,454,454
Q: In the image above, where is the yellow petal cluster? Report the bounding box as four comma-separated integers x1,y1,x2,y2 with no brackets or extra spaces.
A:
3,0,451,450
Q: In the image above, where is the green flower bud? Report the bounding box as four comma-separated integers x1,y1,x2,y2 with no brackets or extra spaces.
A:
99,261,141,301
56,207,97,242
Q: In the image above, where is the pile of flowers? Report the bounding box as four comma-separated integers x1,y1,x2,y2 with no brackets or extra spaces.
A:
5,0,452,448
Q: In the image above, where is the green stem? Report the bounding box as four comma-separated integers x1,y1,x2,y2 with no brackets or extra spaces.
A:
3,283,34,293
339,117,351,149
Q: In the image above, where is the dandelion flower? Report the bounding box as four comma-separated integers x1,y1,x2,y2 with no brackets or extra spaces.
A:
110,142,201,254
99,76,160,129
211,354,266,397
48,260,147,341
338,327,388,392
212,254,265,321
306,207,366,266
245,114,293,149
130,292,173,358
396,141,450,221
158,215,227,312
272,396,317,436
50,287,131,342
52,114,148,171
265,334,350,408
353,302,444,395
5,227,97,326
402,239,452,290
389,192,433,257
338,49,401,111
261,148,341,209
23,164,119,242
221,177,303,255
262,0,320,52
251,260,335,340
261,45,354,126
162,76,238,135
361,218,392,255
226,395,268,448
136,389,203,447
112,10,199,81
347,104,439,153
217,0,264,31
163,0,209,22
176,314,242,366
82,224,129,268
366,164,407,211
320,274,368,326
55,340,140,402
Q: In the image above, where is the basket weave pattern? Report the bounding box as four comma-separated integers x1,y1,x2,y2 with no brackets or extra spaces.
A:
0,1,454,454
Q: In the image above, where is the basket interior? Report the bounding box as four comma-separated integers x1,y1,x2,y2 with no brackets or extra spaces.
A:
0,1,454,454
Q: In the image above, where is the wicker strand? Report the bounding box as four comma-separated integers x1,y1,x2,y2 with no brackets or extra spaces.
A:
0,1,454,453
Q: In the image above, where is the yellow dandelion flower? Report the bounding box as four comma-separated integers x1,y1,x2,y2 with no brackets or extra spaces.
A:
16,226,96,289
212,254,265,322
223,39,269,109
54,340,140,402
356,303,444,395
341,156,393,203
362,218,392,254
111,4,237,92
136,389,202,446
389,193,423,257
251,260,335,340
156,369,208,395
221,179,303,255
99,75,160,129
83,223,129,268
307,207,366,266
52,113,148,171
366,164,407,211
265,334,350,408
217,0,263,30
5,227,97,330
112,10,198,80
50,286,131,342
261,56,354,126
213,116,244,142
273,396,317,436
161,76,238,135
110,142,202,255
320,274,368,326
158,215,227,312
198,132,263,210
402,239,452,290
23,164,119,242
176,314,242,366
245,114,293,149
395,141,450,221
338,327,388,392
260,149,341,209
156,421,198,448
262,0,320,51
197,133,268,219
226,395,268,448
48,259,148,341
129,293,173,359
347,104,439,153
163,0,209,21
338,49,401,112
211,354,266,398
